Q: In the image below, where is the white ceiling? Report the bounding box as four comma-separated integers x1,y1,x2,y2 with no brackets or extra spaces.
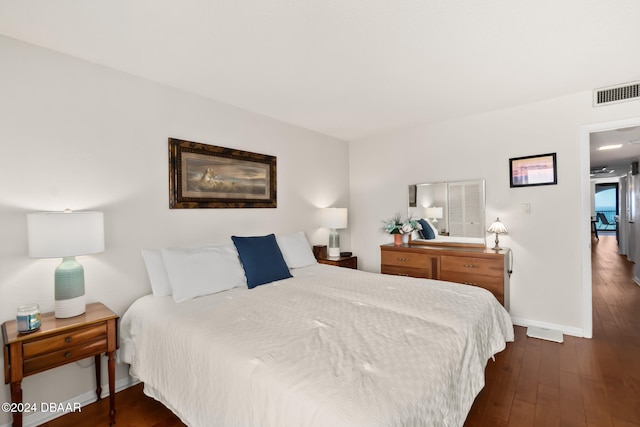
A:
590,126,640,177
1,0,639,142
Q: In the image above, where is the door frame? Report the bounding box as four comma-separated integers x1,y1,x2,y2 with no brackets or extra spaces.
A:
580,117,640,338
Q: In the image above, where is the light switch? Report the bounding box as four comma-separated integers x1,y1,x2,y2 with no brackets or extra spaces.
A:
521,203,531,214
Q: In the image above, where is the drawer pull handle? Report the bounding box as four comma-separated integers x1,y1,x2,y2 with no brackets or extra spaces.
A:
463,282,477,286
64,352,72,359
462,264,479,269
398,273,409,277
65,336,73,343
396,258,409,262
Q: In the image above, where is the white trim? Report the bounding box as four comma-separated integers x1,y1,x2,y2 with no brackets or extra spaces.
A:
580,117,640,339
511,316,584,338
0,376,139,427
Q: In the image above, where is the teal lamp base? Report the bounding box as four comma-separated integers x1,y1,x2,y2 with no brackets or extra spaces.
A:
54,257,86,318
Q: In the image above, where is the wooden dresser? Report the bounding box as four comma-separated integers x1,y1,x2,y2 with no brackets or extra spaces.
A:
381,243,511,308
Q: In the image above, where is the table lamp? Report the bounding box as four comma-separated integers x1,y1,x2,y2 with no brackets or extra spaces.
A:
321,208,347,257
425,207,443,227
27,210,105,318
487,217,508,251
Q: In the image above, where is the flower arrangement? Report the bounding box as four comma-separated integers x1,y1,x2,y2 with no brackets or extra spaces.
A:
382,213,422,234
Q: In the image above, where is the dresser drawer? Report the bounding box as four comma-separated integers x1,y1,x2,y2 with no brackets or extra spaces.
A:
440,271,504,303
441,255,503,277
381,265,435,279
24,337,108,375
23,323,107,359
381,250,434,269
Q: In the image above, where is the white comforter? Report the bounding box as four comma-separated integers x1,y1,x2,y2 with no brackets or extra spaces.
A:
120,264,513,427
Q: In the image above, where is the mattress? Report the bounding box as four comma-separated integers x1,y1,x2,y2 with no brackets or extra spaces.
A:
120,263,513,427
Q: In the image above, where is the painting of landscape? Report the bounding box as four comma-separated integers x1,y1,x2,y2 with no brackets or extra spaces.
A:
169,138,277,208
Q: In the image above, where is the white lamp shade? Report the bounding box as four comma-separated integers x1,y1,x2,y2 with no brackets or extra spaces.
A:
487,218,508,234
425,207,443,219
321,208,348,229
27,211,105,258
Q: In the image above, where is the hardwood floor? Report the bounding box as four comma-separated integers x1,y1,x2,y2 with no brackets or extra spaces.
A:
38,383,184,427
40,235,639,427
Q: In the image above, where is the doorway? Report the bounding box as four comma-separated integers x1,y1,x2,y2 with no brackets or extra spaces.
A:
581,117,640,339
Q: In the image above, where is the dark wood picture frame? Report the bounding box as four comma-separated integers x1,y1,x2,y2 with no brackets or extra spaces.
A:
169,138,277,208
509,152,557,188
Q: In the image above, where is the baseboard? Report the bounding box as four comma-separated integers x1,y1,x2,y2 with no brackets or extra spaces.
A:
0,376,139,427
511,316,585,338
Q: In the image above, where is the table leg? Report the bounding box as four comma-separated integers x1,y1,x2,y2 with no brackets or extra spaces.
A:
107,351,116,426
10,381,23,427
95,354,102,401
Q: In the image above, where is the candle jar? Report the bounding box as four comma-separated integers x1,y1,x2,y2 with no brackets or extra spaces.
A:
17,304,41,333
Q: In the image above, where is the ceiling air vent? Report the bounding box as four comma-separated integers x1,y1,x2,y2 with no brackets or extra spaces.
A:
593,81,640,106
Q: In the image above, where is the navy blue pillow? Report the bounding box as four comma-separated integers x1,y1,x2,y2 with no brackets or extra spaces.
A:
418,219,435,239
231,234,292,289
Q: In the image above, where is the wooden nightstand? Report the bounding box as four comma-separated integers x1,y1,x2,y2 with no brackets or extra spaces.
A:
317,255,358,269
2,302,119,427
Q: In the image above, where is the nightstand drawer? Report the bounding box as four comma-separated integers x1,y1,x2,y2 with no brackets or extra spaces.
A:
441,255,503,277
24,337,108,375
23,323,107,358
381,251,432,269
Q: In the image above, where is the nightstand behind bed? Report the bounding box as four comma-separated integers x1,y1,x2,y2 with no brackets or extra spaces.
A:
316,255,358,269
2,302,119,427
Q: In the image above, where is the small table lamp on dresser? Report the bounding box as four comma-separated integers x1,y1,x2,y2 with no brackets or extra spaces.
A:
487,217,508,251
27,209,104,318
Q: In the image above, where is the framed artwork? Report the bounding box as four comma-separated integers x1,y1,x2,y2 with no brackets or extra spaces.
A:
509,153,557,188
168,138,277,208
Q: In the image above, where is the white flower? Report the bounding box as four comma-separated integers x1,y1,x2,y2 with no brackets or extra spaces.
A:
401,223,414,234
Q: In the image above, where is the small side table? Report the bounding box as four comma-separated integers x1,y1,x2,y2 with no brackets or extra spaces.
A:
2,302,119,427
317,255,358,269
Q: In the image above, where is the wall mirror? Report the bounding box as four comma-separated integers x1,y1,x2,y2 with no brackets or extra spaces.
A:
408,179,486,247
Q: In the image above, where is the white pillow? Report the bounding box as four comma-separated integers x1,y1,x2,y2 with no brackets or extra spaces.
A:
161,245,247,303
276,231,318,269
426,219,439,236
141,249,173,296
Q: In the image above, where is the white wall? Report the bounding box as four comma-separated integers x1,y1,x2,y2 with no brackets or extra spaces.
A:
349,94,640,336
0,36,349,425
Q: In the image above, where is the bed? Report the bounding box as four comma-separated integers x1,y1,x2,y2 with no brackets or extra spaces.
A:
413,218,487,248
120,233,513,427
